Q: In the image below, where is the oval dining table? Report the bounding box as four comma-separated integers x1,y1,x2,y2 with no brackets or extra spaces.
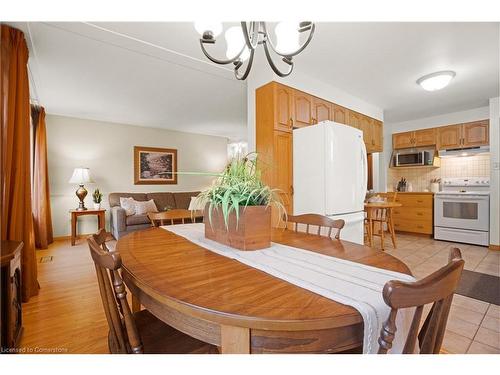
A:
117,226,411,354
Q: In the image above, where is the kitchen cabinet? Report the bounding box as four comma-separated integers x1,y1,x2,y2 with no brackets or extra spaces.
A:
312,97,332,124
273,131,293,213
414,128,436,147
392,131,414,149
293,91,313,128
393,128,437,149
333,104,349,125
438,125,462,150
274,84,294,132
371,120,383,152
347,110,362,130
359,115,373,148
463,120,489,147
392,193,433,235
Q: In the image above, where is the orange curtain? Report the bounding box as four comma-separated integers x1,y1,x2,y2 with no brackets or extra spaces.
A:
1,25,39,301
32,105,53,249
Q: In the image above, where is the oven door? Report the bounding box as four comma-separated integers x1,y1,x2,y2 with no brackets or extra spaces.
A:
434,194,489,231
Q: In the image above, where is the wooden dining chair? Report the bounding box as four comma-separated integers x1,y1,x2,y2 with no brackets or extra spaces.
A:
87,236,218,354
284,214,345,240
91,228,110,251
147,209,200,227
366,192,398,250
378,248,464,354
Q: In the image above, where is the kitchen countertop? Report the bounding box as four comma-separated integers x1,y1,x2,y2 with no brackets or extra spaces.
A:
394,191,435,195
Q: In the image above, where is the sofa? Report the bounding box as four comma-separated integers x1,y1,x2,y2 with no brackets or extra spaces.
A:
109,191,200,239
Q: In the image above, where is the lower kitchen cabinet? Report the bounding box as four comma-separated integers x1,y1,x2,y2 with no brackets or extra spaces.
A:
392,193,433,235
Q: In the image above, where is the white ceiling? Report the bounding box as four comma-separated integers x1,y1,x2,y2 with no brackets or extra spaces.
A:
10,22,500,140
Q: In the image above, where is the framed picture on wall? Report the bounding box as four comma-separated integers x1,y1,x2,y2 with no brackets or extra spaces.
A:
134,146,178,185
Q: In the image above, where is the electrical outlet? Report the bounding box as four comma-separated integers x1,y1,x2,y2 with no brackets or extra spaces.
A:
493,162,500,170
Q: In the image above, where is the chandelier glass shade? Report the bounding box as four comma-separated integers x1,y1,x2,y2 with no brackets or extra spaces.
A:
195,21,315,80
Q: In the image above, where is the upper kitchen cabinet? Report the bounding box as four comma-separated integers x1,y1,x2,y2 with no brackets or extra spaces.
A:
393,128,437,149
312,97,333,124
347,110,362,129
371,120,383,152
414,128,437,147
359,115,373,148
392,131,414,149
293,91,313,128
274,83,294,132
438,125,462,149
333,104,349,125
463,120,489,147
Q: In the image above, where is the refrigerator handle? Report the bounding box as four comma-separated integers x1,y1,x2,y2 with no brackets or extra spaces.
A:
360,139,368,201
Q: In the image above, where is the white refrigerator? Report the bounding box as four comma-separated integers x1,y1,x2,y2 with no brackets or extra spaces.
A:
293,121,368,244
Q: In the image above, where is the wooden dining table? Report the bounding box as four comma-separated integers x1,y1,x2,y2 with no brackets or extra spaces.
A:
117,226,411,354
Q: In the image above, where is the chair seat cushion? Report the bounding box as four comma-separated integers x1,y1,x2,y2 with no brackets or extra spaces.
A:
126,214,150,226
133,310,218,354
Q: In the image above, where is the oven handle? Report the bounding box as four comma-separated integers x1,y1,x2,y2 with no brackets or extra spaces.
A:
436,195,489,200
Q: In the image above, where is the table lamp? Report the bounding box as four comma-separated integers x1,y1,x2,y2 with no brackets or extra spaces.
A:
68,167,94,210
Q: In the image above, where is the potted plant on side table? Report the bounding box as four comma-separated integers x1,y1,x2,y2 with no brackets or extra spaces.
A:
197,154,285,251
92,188,103,210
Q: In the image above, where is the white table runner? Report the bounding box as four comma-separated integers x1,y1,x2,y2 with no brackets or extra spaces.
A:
162,223,416,354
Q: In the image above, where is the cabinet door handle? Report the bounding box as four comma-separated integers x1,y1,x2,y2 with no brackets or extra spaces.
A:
290,118,294,127
290,185,294,195
416,212,423,216
417,225,424,229
416,200,423,203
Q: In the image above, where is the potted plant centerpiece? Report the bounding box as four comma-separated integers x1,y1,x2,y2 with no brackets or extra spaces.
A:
92,188,103,210
197,154,285,251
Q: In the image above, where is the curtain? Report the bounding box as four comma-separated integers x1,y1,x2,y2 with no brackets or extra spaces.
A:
32,105,53,249
1,24,39,301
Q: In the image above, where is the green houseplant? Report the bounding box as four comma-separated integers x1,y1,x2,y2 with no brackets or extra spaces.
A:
92,188,103,210
197,153,285,250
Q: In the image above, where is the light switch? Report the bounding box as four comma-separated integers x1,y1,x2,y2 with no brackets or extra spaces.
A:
493,162,500,170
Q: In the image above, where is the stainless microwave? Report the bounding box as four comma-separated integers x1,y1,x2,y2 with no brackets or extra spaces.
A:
393,150,432,166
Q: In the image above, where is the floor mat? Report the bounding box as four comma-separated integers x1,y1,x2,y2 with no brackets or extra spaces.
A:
456,269,500,305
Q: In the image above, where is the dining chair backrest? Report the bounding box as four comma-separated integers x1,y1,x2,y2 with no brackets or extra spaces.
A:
378,248,464,354
379,192,398,202
284,214,345,240
147,209,194,227
91,228,110,251
87,236,143,354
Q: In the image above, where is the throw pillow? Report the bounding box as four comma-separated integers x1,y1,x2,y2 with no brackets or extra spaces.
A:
188,196,206,211
135,199,158,215
119,197,136,216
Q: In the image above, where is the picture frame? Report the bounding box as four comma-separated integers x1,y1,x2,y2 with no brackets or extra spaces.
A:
134,146,178,185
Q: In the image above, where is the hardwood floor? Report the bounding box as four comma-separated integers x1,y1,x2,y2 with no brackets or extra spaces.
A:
18,234,499,354
20,238,110,353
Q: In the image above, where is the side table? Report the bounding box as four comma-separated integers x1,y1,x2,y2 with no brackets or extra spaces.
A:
70,209,106,246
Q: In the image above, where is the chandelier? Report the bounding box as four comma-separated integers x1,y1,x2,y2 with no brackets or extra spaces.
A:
194,22,315,80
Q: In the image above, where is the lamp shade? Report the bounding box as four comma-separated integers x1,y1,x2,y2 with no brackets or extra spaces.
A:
68,167,94,184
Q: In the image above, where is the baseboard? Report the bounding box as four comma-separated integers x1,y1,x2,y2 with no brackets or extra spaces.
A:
394,231,433,238
489,244,500,251
53,233,93,241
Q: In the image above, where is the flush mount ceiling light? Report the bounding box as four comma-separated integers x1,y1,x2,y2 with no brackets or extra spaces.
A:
194,21,315,80
417,71,456,91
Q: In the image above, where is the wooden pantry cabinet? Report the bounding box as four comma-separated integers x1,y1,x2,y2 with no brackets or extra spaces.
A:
256,81,384,217
392,193,433,235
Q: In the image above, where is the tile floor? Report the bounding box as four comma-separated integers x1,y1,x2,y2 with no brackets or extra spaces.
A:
369,232,500,354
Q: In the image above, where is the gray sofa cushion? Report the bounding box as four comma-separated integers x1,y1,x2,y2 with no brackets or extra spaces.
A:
109,192,148,207
126,214,151,226
173,191,200,209
146,192,176,212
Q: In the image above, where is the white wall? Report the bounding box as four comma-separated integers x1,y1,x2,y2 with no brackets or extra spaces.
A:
381,106,491,191
47,114,229,237
246,51,384,152
489,97,500,246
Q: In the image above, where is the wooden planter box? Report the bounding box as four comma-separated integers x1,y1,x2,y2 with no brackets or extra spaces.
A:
204,205,271,250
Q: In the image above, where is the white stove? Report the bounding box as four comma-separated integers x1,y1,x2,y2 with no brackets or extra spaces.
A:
434,177,490,246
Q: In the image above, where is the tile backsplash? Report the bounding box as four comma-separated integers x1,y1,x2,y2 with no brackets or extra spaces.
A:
387,154,491,192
